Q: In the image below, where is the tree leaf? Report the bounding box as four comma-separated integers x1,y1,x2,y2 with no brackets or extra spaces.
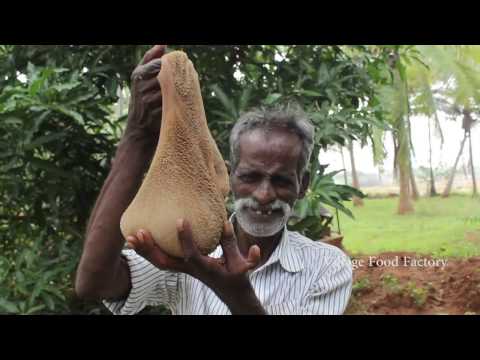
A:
41,293,55,311
0,299,19,314
29,158,71,178
264,93,282,105
3,116,23,126
211,84,237,118
238,87,252,113
29,280,45,306
25,304,46,315
50,104,84,123
300,89,323,97
24,131,67,150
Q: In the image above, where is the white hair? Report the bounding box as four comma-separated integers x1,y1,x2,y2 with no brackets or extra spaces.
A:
229,104,315,179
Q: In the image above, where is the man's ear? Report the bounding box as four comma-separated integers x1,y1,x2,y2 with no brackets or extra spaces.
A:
298,171,310,199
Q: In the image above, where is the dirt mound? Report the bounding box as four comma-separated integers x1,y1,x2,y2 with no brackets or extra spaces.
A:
346,252,480,315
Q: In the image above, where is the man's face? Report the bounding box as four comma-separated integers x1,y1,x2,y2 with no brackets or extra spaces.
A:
230,127,308,238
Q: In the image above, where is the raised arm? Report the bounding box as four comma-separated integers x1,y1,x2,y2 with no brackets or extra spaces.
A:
75,45,166,301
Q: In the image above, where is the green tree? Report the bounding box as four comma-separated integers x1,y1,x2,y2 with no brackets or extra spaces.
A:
347,139,364,207
0,45,392,313
376,46,416,214
375,45,480,212
411,45,480,198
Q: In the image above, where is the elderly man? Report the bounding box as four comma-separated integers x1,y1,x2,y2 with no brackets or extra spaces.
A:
75,45,352,315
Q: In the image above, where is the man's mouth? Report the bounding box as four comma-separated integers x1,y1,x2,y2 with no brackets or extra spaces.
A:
234,199,291,237
246,207,283,218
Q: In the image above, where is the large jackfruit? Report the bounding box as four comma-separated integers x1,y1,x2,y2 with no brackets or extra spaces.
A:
120,51,230,258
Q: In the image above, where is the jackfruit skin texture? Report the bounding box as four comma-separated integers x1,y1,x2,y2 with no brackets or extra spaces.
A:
120,51,230,258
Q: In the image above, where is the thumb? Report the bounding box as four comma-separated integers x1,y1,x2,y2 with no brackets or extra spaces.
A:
246,245,261,271
142,45,167,65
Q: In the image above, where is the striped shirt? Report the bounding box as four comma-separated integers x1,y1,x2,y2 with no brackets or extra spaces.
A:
103,219,353,315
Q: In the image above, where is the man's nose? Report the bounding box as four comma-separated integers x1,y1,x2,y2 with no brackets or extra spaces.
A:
253,180,276,205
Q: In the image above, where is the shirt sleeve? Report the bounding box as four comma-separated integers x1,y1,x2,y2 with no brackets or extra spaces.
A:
103,249,179,315
267,251,353,315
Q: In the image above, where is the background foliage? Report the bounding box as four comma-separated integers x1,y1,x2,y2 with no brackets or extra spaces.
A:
0,45,393,314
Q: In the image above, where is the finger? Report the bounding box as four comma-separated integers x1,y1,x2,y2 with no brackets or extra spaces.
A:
149,106,163,120
131,230,187,272
134,229,150,254
220,221,247,273
147,108,162,133
145,245,188,272
143,91,162,108
133,229,157,254
136,229,145,246
140,229,155,247
132,58,163,82
126,235,138,250
177,219,201,262
139,77,160,94
220,221,242,260
142,45,167,65
246,245,261,271
142,58,163,77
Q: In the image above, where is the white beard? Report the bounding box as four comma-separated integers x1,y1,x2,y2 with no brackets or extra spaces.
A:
234,197,293,237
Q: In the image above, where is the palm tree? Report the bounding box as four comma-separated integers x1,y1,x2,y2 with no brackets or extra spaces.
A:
427,116,438,196
339,145,348,185
379,47,415,214
408,150,420,201
442,129,468,197
396,111,414,213
404,47,448,198
467,125,478,196
442,108,477,197
376,45,451,212
348,140,364,207
414,45,480,197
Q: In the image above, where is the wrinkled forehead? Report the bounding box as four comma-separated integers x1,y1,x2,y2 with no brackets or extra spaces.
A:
237,127,303,171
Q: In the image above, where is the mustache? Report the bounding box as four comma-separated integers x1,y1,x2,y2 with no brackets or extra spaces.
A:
234,197,291,214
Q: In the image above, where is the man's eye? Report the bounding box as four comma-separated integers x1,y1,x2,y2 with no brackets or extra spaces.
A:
239,174,257,182
273,177,292,186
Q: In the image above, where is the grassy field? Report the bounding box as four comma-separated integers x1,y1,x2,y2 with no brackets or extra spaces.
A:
334,194,480,258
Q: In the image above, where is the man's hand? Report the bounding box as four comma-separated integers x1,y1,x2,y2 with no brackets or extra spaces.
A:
125,45,166,140
126,220,266,314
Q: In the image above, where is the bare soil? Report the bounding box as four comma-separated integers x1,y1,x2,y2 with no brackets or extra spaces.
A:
345,252,480,315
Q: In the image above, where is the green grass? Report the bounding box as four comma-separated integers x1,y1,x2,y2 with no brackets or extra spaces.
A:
333,194,480,258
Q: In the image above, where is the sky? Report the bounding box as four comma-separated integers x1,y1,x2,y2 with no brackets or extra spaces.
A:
319,112,480,177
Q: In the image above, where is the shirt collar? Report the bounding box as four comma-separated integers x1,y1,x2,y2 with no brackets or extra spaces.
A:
229,213,304,273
